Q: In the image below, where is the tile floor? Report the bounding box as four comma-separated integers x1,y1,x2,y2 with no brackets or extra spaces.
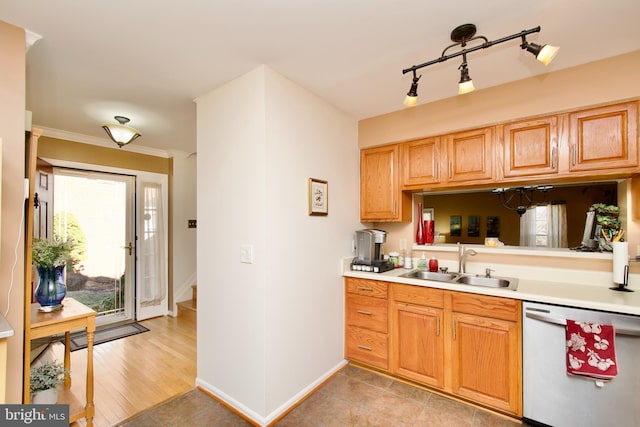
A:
118,365,525,426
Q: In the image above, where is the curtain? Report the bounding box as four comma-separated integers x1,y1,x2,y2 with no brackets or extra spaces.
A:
519,203,568,248
140,182,166,306
548,203,568,248
519,207,537,247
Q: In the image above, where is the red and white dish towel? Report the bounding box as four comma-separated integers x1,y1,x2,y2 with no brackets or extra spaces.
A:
566,319,618,380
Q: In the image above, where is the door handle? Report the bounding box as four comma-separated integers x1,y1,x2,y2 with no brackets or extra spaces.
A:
525,311,640,337
123,242,133,256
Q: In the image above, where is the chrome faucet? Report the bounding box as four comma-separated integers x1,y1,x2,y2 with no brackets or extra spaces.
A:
458,243,477,273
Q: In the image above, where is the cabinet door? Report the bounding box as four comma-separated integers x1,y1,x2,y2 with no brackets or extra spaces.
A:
360,145,410,222
503,116,559,178
444,127,494,183
391,301,444,389
450,312,522,416
402,137,441,187
568,102,638,172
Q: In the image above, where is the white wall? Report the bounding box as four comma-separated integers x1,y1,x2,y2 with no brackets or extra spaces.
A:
170,151,197,306
195,65,360,424
0,20,26,403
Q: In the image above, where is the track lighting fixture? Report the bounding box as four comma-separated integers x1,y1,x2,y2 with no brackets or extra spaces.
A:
402,24,559,106
102,116,142,148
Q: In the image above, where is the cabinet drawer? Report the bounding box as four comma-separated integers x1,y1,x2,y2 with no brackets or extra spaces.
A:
392,283,444,308
345,278,388,298
346,294,387,333
450,292,520,322
345,325,388,369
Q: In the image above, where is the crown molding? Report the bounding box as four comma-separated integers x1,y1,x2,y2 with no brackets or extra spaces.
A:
36,126,175,158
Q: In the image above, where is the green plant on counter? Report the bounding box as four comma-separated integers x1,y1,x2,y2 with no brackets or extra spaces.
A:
30,361,66,394
589,203,619,215
31,238,74,268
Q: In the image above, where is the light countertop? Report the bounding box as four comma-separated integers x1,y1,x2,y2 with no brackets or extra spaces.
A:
343,261,640,316
0,313,14,339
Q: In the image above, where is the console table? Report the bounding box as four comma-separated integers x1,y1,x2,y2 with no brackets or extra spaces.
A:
29,298,96,426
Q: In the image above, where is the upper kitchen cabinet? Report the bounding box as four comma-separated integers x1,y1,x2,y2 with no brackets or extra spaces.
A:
443,127,495,184
402,137,441,188
568,101,638,173
360,144,411,222
501,116,559,179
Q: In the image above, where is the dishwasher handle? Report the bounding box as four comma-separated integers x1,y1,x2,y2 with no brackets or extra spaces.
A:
525,311,640,337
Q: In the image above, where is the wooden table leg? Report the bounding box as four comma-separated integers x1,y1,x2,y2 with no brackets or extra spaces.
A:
85,328,95,427
64,331,71,388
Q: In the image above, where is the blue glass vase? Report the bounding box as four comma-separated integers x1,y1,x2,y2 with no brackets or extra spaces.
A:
35,265,67,312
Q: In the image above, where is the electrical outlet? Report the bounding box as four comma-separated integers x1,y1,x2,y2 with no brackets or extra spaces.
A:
240,245,254,264
188,219,197,228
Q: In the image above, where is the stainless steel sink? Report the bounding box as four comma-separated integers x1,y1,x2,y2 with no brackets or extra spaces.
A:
400,269,518,290
455,275,515,288
401,270,460,282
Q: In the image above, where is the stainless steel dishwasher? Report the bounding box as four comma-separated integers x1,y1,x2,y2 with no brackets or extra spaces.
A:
523,301,640,427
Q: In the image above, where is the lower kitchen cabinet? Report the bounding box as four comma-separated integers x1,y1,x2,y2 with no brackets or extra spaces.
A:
391,284,444,388
344,278,388,370
451,308,522,415
346,278,523,418
449,292,522,416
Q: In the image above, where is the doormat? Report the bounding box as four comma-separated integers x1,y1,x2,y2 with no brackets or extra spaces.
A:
63,322,149,351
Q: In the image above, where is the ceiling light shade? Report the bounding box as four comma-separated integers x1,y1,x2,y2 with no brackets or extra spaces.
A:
403,71,420,107
102,116,141,148
523,42,560,65
402,24,559,105
458,61,474,95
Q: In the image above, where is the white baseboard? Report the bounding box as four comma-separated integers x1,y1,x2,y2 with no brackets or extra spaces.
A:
195,359,348,426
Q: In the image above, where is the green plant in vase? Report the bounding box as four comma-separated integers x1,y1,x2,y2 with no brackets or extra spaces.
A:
32,238,74,312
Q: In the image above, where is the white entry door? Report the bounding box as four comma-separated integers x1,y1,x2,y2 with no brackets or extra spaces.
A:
52,164,169,323
53,168,136,326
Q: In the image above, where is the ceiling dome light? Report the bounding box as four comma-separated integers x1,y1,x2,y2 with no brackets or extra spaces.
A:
102,116,141,148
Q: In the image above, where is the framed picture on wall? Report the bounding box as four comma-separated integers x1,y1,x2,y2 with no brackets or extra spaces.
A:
450,215,461,237
487,216,500,237
308,178,328,216
468,215,480,237
39,172,48,190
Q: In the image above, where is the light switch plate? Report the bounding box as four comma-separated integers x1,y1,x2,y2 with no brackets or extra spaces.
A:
240,245,254,264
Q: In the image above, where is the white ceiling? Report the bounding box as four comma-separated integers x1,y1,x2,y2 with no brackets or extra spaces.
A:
1,0,639,154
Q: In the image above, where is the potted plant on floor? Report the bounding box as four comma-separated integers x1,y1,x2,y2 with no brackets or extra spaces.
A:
30,360,66,404
32,238,74,312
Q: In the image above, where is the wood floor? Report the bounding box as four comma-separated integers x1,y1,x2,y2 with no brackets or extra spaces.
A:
45,314,196,427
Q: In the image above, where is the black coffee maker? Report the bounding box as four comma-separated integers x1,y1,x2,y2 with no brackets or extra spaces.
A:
351,229,394,273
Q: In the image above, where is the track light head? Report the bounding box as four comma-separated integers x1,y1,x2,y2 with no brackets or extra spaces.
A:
403,72,421,107
522,41,560,65
458,62,475,95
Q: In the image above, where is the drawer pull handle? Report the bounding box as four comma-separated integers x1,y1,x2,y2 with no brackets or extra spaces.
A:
452,320,456,340
357,286,373,291
357,345,373,351
357,310,372,315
